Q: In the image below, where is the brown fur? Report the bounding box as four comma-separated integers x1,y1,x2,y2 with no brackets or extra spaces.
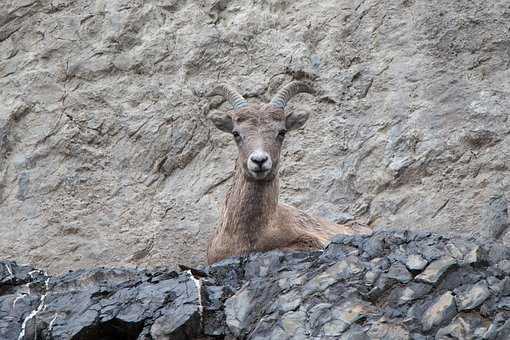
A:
207,104,371,264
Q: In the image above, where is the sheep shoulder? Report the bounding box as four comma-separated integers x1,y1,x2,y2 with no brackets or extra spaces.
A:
264,203,372,251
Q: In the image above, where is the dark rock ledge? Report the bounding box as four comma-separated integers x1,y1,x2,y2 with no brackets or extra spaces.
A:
2,231,510,340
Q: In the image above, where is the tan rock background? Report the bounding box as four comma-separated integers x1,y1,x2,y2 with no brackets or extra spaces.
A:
1,0,509,273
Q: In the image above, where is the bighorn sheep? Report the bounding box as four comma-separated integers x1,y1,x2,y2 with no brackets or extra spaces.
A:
206,81,371,264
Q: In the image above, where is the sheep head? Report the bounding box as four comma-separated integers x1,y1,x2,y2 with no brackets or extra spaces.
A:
208,81,314,181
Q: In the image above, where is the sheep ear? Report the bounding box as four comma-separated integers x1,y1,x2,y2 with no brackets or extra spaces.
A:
208,111,233,133
285,111,310,131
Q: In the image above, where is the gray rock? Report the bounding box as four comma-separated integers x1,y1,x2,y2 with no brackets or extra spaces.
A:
405,254,428,271
3,231,510,338
278,310,307,339
415,257,457,285
225,285,253,337
454,280,491,311
150,304,201,340
323,317,350,336
277,289,303,313
202,284,229,336
303,257,365,295
463,245,482,265
368,322,411,340
340,328,371,340
483,317,510,340
364,270,380,285
410,334,428,340
422,292,457,332
446,240,483,266
481,195,508,239
399,283,432,305
436,316,473,340
310,300,371,337
0,261,47,340
455,314,488,339
495,297,510,310
496,260,510,274
308,303,334,334
386,262,413,283
0,262,204,340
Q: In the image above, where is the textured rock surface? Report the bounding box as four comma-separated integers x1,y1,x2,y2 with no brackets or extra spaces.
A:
1,0,510,273
3,230,510,339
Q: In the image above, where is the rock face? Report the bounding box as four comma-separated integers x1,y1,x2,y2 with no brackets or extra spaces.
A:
2,231,510,339
0,0,509,273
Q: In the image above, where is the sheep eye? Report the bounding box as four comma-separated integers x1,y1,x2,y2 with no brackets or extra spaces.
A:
232,131,241,139
277,129,287,139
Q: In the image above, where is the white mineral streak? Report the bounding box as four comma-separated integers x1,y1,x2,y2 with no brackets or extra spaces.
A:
12,293,28,309
18,276,50,340
188,271,203,322
5,263,14,277
48,313,59,331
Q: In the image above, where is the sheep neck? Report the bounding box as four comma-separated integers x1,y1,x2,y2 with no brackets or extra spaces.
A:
222,160,279,243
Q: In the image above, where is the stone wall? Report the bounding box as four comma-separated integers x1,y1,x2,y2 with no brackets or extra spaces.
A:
1,0,509,273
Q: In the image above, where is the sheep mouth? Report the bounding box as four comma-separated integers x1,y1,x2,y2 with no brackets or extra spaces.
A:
249,168,270,178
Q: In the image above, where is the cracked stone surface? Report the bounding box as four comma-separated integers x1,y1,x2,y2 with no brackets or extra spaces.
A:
2,230,510,339
1,0,510,274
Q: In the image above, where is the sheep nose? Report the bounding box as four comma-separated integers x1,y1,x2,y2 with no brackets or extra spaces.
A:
250,152,268,166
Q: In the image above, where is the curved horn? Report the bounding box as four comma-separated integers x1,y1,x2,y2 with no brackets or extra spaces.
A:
209,83,248,110
270,81,315,109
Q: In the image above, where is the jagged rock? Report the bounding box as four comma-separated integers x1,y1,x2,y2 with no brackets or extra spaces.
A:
225,285,253,337
482,195,509,239
386,262,413,283
1,266,203,340
405,254,428,271
436,315,483,339
446,241,483,266
398,282,432,305
455,280,491,311
415,257,457,284
496,259,510,274
367,322,410,339
2,231,510,339
422,292,457,332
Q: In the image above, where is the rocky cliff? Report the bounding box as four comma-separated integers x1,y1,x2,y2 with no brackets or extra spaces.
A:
1,0,509,273
2,231,510,339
